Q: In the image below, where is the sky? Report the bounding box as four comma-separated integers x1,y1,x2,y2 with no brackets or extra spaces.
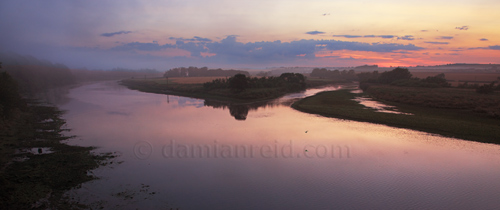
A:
1,0,500,70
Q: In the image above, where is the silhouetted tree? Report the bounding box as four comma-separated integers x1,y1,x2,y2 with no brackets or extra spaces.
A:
279,73,306,90
378,67,412,84
229,74,248,91
423,73,450,87
310,68,328,78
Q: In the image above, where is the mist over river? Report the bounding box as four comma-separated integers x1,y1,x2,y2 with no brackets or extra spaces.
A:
56,81,500,209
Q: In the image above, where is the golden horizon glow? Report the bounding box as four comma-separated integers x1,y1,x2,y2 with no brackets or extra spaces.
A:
1,0,499,69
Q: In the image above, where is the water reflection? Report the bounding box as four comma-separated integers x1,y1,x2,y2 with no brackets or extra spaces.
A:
208,101,248,120
352,96,413,115
203,85,343,120
204,100,277,120
59,82,500,210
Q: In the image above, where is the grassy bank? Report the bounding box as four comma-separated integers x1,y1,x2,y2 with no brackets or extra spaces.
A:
120,78,265,102
292,88,500,144
0,101,115,209
364,85,500,118
120,77,344,103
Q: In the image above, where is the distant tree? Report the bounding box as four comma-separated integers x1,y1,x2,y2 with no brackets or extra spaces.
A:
279,73,305,83
310,68,328,78
229,74,248,92
423,73,450,87
378,67,412,84
279,73,306,90
476,82,497,94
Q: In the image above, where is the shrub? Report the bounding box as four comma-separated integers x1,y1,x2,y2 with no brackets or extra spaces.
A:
422,73,450,87
378,67,412,84
476,82,497,94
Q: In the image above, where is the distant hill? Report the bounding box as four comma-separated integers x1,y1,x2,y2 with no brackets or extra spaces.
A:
0,53,76,95
354,65,379,71
354,63,500,73
164,67,250,77
0,53,161,96
410,64,500,72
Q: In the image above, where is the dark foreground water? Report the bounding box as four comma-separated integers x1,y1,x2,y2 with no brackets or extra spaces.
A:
58,81,500,209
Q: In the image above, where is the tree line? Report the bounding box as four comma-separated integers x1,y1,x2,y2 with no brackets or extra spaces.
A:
357,67,499,94
357,67,451,90
203,73,306,92
164,66,250,77
310,68,357,81
457,80,500,94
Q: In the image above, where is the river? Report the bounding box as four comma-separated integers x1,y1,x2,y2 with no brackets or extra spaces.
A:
57,81,500,209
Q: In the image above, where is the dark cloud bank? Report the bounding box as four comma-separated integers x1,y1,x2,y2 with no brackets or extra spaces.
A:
101,31,133,37
110,36,424,64
306,31,326,35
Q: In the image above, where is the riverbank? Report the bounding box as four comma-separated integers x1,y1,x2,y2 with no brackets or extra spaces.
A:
0,100,116,209
120,77,345,103
292,87,500,144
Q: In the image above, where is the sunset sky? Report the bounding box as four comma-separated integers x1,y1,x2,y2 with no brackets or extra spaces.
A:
1,0,500,70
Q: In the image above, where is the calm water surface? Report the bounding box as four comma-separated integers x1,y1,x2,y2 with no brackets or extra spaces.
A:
59,81,500,209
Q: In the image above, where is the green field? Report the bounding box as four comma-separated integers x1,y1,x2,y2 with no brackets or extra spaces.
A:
292,87,500,144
